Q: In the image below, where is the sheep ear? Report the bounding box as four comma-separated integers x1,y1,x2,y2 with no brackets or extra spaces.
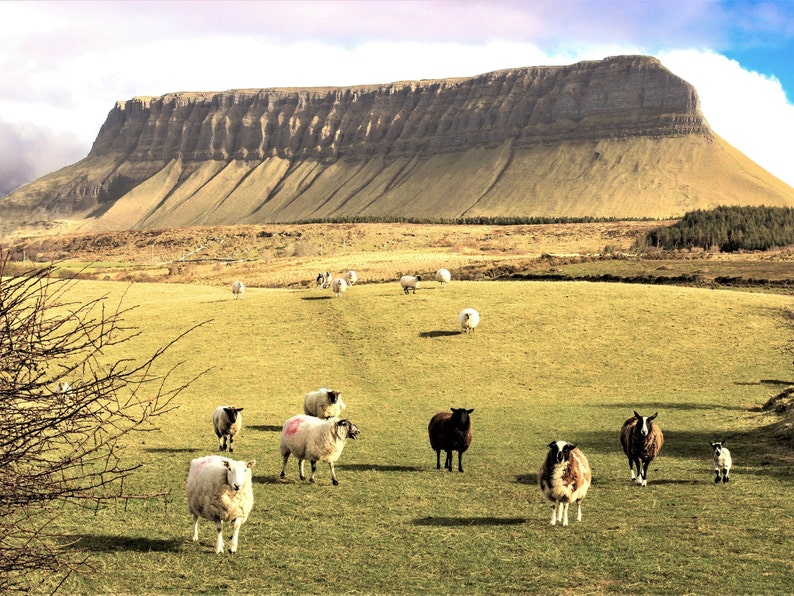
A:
223,459,231,469
467,408,474,414
633,410,641,418
246,460,256,469
548,441,556,449
649,412,658,420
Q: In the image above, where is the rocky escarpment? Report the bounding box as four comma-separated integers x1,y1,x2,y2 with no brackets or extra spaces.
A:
2,55,793,235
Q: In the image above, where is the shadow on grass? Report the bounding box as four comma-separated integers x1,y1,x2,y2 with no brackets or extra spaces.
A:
62,534,181,553
252,474,285,485
301,295,332,301
249,424,282,432
610,402,746,413
413,516,527,527
340,464,425,472
419,330,461,338
143,447,201,454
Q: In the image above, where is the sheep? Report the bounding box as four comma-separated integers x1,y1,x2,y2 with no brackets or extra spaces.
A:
231,281,245,299
55,381,72,394
186,455,256,554
620,411,664,486
400,275,421,294
331,277,348,297
435,268,451,288
458,308,480,334
710,440,732,484
344,270,358,285
316,271,332,289
279,415,360,485
213,406,244,453
428,408,474,473
538,441,592,526
303,388,346,419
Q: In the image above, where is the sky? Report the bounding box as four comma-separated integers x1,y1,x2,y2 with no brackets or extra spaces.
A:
1,0,793,197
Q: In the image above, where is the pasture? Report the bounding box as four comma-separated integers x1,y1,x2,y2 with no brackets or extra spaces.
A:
39,276,794,594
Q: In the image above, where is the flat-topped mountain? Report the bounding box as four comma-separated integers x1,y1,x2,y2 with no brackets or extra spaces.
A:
2,55,793,236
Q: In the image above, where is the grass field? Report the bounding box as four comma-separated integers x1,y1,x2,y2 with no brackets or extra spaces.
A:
34,276,794,594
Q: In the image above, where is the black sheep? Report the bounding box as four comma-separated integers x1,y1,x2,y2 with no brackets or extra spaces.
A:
428,408,474,472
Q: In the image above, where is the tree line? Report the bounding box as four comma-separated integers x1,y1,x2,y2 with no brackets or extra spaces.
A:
642,206,794,252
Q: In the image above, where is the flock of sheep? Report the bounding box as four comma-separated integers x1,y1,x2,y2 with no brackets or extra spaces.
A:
184,270,732,554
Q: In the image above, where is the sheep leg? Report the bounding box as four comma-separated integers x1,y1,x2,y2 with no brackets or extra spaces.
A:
214,520,225,554
435,449,442,470
576,500,583,522
550,502,558,526
219,435,228,452
444,451,453,472
628,457,636,481
280,454,289,479
722,467,730,483
228,435,234,453
308,460,318,483
714,465,721,484
299,459,306,481
191,515,200,542
639,460,649,486
227,518,242,554
457,451,464,473
328,462,339,486
561,502,570,527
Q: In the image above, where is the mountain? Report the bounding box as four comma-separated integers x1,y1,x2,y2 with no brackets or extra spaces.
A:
2,55,793,236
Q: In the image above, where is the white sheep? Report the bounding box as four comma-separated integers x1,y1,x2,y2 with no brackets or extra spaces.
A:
279,415,360,485
303,388,346,419
186,455,256,554
213,406,244,453
458,308,480,334
400,275,421,294
231,281,245,299
331,277,348,297
316,271,333,289
538,441,592,526
435,268,451,288
710,440,732,483
344,270,358,285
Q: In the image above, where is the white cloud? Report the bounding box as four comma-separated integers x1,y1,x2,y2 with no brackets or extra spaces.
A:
659,49,794,187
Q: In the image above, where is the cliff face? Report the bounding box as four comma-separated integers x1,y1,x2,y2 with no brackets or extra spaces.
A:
2,55,793,235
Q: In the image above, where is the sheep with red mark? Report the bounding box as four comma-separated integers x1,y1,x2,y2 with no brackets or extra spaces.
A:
213,406,244,453
186,455,256,554
538,441,592,526
428,408,474,472
710,440,732,484
279,415,360,485
620,411,664,486
303,388,346,419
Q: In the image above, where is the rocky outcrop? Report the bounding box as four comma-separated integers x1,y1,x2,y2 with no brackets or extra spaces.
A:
2,55,793,235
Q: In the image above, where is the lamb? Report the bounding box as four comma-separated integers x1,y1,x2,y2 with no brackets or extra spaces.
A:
435,268,451,288
316,271,332,289
303,388,346,419
279,415,360,485
710,440,732,483
186,455,256,554
231,281,245,299
538,441,592,526
344,270,358,285
620,411,664,486
428,408,474,473
458,308,480,334
212,406,244,453
331,277,348,297
400,275,421,294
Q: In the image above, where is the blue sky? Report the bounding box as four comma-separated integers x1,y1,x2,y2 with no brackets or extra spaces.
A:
1,0,792,196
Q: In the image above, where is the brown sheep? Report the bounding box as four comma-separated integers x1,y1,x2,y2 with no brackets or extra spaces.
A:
620,411,664,486
428,408,474,472
538,441,592,526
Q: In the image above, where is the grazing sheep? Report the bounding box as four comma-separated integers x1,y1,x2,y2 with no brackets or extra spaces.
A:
710,440,732,484
55,381,72,395
458,308,480,334
186,455,256,554
213,406,244,453
344,270,358,285
400,275,421,294
538,441,592,526
620,411,664,486
279,415,360,485
435,268,451,288
428,408,474,472
331,277,348,297
316,271,333,289
231,281,245,299
303,388,346,419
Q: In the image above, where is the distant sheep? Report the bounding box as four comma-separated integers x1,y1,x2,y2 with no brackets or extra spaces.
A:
213,406,244,453
435,268,451,288
344,270,358,285
331,277,348,297
231,281,245,299
54,381,72,395
400,275,421,294
458,308,480,334
303,388,346,419
279,415,360,485
316,272,332,289
538,441,592,526
710,440,732,484
620,411,664,486
186,455,256,554
428,408,474,472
